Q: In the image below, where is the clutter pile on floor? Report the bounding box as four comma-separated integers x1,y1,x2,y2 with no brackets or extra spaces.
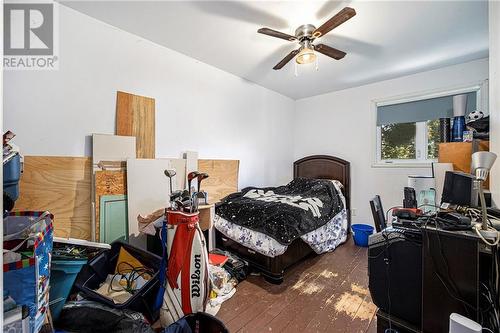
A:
4,215,247,332
3,134,248,332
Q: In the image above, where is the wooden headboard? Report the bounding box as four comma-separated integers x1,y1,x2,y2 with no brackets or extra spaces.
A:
293,155,351,229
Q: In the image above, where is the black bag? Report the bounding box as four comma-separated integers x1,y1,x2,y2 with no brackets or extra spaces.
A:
165,312,229,333
57,301,154,333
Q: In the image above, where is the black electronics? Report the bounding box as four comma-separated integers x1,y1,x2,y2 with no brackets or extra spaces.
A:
392,208,422,220
435,211,471,231
368,227,422,329
441,171,479,207
487,207,500,219
403,187,417,208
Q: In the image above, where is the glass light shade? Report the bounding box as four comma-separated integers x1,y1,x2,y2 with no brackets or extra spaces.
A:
296,47,316,65
472,151,497,181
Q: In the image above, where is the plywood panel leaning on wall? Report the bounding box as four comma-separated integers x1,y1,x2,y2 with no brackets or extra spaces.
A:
438,141,490,188
116,91,156,158
15,156,92,240
198,159,239,203
94,170,127,241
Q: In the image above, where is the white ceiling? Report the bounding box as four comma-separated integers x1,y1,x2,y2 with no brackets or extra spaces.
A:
60,1,489,100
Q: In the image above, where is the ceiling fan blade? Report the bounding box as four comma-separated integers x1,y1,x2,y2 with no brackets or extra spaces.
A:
312,7,356,38
314,44,346,60
273,49,300,70
258,28,297,42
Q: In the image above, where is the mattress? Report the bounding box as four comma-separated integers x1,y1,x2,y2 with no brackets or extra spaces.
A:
214,181,348,258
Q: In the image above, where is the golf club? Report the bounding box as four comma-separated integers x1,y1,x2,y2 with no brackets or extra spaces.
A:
197,173,209,193
180,189,190,202
187,171,200,196
170,190,183,204
174,199,184,211
164,169,177,195
191,192,200,213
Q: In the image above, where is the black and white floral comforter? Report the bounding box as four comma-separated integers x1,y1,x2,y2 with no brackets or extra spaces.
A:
214,180,348,257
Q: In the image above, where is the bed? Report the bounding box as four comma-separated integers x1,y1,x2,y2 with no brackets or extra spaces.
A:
214,155,351,284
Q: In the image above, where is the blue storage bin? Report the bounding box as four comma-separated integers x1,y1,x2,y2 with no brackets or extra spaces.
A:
49,259,87,322
4,154,21,201
351,224,374,247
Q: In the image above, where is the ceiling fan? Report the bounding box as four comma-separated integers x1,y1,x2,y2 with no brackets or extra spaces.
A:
257,7,356,70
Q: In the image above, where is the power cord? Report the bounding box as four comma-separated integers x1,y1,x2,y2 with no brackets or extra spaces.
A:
422,216,477,316
381,228,393,333
109,262,154,294
385,206,403,226
474,223,500,247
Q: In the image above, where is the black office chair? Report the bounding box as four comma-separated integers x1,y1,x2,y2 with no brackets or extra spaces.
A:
370,195,386,232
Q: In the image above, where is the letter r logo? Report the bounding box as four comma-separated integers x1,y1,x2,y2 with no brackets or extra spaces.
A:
4,3,53,55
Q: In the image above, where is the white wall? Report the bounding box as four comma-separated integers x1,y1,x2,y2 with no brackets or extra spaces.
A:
4,4,492,223
3,5,295,189
489,1,500,204
294,58,489,225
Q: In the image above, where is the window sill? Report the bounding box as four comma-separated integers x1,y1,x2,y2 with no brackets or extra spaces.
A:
371,162,433,169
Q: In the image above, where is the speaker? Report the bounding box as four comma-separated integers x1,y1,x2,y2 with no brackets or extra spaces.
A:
368,228,422,328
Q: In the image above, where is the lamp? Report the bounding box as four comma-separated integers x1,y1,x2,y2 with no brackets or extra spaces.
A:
296,47,316,64
471,151,497,232
296,40,316,65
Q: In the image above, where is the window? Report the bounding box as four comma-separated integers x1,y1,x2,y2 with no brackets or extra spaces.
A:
379,120,441,163
374,84,485,166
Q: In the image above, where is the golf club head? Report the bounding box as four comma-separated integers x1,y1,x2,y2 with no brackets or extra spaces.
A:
197,173,209,192
164,169,177,178
197,173,209,182
180,190,190,201
164,169,176,194
187,171,200,182
187,171,200,196
174,200,184,211
170,190,182,201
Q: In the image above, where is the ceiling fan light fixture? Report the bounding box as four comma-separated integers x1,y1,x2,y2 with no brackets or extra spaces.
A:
257,6,356,70
296,47,316,65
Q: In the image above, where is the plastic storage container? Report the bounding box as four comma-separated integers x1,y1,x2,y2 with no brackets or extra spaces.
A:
73,241,161,322
49,258,88,321
3,154,21,201
351,224,374,247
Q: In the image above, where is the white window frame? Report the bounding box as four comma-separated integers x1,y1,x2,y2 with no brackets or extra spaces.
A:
372,80,488,168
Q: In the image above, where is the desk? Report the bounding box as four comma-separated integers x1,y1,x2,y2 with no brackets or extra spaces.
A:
369,223,497,333
422,226,484,332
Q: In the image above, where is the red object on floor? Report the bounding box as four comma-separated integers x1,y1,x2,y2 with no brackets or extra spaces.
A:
209,253,228,266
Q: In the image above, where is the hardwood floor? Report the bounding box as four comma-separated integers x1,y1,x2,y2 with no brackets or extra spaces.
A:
216,239,378,333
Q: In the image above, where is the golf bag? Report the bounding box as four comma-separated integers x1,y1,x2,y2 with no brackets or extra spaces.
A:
157,209,210,327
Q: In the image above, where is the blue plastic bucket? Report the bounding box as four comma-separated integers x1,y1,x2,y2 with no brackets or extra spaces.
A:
351,224,374,247
49,259,87,321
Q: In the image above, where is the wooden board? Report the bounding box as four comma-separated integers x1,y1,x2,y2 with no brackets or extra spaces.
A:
14,156,92,240
198,159,239,203
92,134,136,241
94,170,127,241
92,134,136,167
116,91,156,158
438,141,490,188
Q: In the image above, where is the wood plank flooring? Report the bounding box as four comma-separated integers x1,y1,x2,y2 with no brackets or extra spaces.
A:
216,239,378,333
